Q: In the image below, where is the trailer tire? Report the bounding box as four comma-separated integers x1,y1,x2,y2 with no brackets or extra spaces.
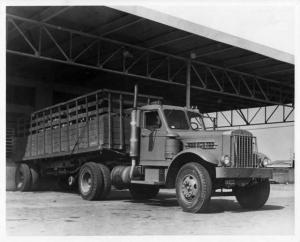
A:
175,162,212,213
15,163,32,192
97,163,111,199
78,162,103,200
129,184,160,200
234,179,270,209
30,166,40,190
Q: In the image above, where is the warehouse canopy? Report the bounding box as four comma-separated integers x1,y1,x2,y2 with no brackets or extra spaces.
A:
6,6,294,113
115,5,294,64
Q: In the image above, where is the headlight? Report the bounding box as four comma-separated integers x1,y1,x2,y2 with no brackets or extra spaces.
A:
262,157,270,167
221,155,232,167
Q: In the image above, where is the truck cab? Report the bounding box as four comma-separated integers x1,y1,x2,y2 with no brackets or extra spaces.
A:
138,104,207,165
130,103,272,212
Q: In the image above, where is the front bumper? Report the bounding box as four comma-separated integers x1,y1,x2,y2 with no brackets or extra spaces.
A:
216,167,273,179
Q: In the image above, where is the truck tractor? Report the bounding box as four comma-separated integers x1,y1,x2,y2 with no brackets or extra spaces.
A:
13,85,272,213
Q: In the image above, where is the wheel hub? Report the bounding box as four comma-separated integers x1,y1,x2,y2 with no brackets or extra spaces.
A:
80,171,92,194
181,175,198,201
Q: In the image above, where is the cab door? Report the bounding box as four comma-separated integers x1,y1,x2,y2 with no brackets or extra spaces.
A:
140,110,166,163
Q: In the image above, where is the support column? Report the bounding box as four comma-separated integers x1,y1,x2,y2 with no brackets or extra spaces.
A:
186,60,191,108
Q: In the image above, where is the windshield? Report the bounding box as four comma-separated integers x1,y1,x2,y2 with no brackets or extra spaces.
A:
188,111,205,130
164,109,189,130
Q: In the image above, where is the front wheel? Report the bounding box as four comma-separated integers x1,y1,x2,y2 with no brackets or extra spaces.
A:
234,179,270,209
176,162,212,213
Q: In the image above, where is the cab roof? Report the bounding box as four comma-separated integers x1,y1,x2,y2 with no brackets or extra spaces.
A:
140,104,200,113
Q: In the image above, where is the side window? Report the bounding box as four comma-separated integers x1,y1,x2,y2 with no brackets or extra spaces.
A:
144,111,161,130
190,117,203,130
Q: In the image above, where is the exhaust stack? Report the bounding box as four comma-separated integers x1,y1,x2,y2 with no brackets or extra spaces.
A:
129,84,140,179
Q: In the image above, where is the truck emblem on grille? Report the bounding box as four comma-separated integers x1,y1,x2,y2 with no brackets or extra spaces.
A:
186,142,217,149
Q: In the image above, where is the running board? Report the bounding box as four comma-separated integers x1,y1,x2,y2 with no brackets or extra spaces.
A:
130,180,164,185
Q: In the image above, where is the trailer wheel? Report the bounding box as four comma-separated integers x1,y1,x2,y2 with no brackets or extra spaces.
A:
97,163,111,199
129,184,160,200
78,162,103,200
234,179,270,209
175,162,212,213
15,163,32,192
30,165,40,190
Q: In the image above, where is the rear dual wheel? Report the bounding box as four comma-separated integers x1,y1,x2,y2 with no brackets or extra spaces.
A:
78,162,111,201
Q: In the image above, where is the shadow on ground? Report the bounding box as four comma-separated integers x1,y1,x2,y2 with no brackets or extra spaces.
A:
16,177,285,214
123,192,284,213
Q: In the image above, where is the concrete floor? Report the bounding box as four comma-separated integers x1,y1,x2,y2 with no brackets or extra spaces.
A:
6,184,294,235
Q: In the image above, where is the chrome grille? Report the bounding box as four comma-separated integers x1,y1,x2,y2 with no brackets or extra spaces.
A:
230,135,258,168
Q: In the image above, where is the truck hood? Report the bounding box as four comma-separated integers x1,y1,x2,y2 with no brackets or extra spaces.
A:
174,129,253,158
174,130,227,140
174,129,253,140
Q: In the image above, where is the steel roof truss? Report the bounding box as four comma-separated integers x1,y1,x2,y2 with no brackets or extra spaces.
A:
266,105,279,123
101,46,123,67
205,104,294,128
224,71,239,95
170,64,185,82
283,106,294,122
254,77,269,101
125,51,148,72
219,111,232,126
239,75,254,97
6,14,293,107
191,64,206,88
100,18,145,37
206,67,224,91
73,39,98,62
43,26,70,61
8,18,38,55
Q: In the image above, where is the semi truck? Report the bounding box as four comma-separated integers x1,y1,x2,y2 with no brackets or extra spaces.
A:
13,85,272,213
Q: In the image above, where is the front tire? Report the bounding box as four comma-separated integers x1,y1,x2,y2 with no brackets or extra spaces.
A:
234,179,270,209
15,163,32,191
129,184,160,200
175,162,212,213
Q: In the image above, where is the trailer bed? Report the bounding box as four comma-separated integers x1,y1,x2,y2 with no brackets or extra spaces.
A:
17,89,162,161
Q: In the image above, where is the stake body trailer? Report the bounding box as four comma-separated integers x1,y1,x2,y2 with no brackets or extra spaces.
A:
14,86,272,213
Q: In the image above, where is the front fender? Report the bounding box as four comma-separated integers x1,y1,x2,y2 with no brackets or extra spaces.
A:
171,148,219,166
255,152,271,166
256,152,270,161
164,149,219,188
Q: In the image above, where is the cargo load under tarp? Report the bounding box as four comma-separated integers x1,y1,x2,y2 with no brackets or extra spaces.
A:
15,89,162,162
